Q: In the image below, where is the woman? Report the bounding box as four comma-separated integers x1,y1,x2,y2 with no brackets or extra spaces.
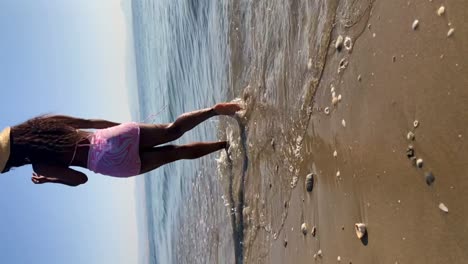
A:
0,102,241,187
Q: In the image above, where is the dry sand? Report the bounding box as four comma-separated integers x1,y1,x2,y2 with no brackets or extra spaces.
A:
227,0,468,263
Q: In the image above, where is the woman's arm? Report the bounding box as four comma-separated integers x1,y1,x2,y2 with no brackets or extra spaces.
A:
32,164,88,187
47,115,120,129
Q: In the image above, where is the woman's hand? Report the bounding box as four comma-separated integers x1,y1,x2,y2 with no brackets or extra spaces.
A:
31,173,49,184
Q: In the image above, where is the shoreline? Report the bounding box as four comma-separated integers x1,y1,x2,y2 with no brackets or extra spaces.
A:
228,0,468,263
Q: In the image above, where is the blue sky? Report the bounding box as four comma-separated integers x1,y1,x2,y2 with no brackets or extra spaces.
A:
0,1,141,263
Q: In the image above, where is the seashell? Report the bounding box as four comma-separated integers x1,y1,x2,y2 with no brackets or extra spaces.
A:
336,170,341,177
437,6,445,16
407,131,415,141
290,176,299,188
338,58,349,73
439,203,448,213
342,119,346,127
355,223,367,239
333,150,338,158
413,120,419,128
306,173,314,192
344,36,353,51
311,226,316,237
412,20,419,30
332,96,339,106
301,223,308,235
425,171,435,185
335,35,344,51
317,249,323,257
338,94,342,102
337,256,341,262
243,206,251,217
307,58,313,70
406,145,415,158
447,28,455,37
324,107,330,115
416,158,423,168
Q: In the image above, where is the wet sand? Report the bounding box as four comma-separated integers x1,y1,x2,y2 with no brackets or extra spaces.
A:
226,0,468,263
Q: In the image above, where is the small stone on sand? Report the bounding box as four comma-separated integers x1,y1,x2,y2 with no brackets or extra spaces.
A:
357,75,362,81
437,6,445,16
336,171,341,177
425,172,435,185
355,223,367,239
407,131,415,141
306,173,314,192
317,249,323,257
311,226,317,237
342,119,346,127
333,150,338,158
447,28,455,37
338,256,342,262
439,203,449,213
338,94,342,102
284,239,288,247
392,56,397,62
412,20,419,30
416,158,424,168
335,35,344,51
301,223,308,235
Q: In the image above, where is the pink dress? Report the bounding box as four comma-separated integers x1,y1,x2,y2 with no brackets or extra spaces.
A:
87,122,141,177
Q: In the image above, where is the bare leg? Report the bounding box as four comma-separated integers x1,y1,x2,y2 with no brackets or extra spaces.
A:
139,103,241,149
139,141,228,174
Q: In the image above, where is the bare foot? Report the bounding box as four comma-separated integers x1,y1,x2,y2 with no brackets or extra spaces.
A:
213,103,242,116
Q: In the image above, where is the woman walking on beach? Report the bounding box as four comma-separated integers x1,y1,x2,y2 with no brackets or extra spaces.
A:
0,103,241,187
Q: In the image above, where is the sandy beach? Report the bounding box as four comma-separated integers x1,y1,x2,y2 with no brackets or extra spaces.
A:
226,0,468,263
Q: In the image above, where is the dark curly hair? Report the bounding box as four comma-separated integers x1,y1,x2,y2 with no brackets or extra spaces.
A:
2,115,83,172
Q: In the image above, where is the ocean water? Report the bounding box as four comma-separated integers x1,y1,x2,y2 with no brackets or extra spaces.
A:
130,0,340,263
130,1,234,263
